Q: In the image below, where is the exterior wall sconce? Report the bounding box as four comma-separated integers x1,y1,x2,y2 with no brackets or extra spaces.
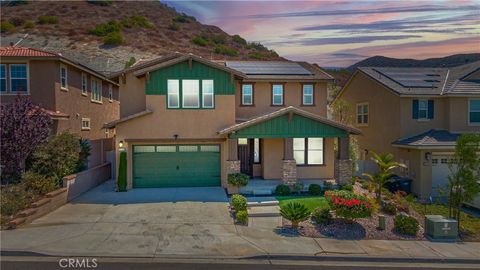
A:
425,152,432,161
173,134,179,140
118,141,125,152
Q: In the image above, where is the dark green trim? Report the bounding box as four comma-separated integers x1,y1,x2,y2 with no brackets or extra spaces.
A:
228,113,348,138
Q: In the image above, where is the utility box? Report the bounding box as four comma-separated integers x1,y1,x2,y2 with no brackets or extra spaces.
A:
425,215,458,242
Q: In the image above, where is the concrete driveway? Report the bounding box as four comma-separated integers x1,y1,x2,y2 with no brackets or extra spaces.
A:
1,181,263,257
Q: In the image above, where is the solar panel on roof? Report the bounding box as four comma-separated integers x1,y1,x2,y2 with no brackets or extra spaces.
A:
373,68,441,88
225,61,312,75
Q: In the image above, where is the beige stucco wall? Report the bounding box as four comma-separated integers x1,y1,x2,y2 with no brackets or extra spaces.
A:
118,73,147,118
235,81,328,120
399,97,448,137
446,97,480,133
261,138,335,180
339,71,401,157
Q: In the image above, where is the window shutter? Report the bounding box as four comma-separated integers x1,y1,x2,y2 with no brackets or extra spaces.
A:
428,100,434,119
412,99,419,119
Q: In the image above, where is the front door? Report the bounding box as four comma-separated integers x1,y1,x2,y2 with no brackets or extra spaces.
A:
238,139,252,176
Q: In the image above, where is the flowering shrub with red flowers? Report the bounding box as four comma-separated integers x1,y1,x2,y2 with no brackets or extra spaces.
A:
325,190,372,221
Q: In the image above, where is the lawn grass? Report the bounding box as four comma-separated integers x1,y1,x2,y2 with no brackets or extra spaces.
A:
276,196,329,213
408,201,480,239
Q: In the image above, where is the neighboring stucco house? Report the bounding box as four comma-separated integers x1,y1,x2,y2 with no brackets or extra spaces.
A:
335,61,480,198
0,46,120,167
107,53,360,190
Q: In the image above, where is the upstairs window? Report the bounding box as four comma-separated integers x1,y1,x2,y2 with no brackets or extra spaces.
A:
241,84,253,105
81,118,90,130
356,103,369,125
182,79,199,108
108,84,113,101
0,64,5,93
302,84,314,105
202,80,214,108
167,80,180,108
469,99,480,124
272,84,284,105
293,138,324,165
60,64,68,90
413,99,433,120
81,73,87,95
91,78,102,102
10,64,28,93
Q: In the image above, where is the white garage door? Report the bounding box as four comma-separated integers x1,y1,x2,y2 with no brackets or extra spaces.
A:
431,156,453,198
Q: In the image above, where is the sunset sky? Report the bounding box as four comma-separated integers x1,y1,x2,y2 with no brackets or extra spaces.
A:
164,0,480,67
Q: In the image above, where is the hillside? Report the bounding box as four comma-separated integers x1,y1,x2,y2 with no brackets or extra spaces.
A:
0,0,280,75
347,54,480,72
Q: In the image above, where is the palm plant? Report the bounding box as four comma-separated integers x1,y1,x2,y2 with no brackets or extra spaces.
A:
279,202,310,229
363,152,406,203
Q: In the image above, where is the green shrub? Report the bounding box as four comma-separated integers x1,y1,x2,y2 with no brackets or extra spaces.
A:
275,184,291,196
173,13,195,23
308,184,322,195
246,42,268,51
103,31,123,45
22,171,56,195
341,184,353,191
124,56,136,68
323,181,334,191
232,34,247,45
231,194,247,211
383,202,397,215
214,45,238,56
86,0,112,6
191,36,208,46
117,151,127,191
89,20,122,36
121,15,153,29
37,15,58,24
312,207,332,224
0,184,32,217
394,215,419,235
168,22,180,31
248,52,263,59
280,202,310,228
9,17,24,27
211,34,226,44
29,132,81,184
1,21,15,33
76,139,91,172
236,210,248,225
292,183,304,194
24,20,34,29
325,190,372,221
227,173,249,188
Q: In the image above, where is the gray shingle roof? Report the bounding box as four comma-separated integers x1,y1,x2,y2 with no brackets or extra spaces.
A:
358,61,480,96
392,129,460,148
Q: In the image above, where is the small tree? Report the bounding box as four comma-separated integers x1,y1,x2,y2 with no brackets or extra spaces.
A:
446,134,480,228
363,152,406,203
0,96,51,181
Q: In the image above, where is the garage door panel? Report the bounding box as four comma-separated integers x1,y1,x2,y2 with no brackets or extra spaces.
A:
133,145,220,188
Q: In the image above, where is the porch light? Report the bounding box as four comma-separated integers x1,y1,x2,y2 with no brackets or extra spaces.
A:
425,152,431,161
118,141,124,148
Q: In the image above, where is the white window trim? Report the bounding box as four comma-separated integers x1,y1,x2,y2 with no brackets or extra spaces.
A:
0,64,6,93
81,73,88,96
10,63,29,94
182,79,200,108
242,84,253,105
302,84,314,105
356,102,369,126
272,84,283,105
468,98,480,126
60,64,68,91
81,118,91,130
108,84,113,102
202,80,214,108
90,77,103,103
167,79,180,108
417,99,429,121
293,137,324,165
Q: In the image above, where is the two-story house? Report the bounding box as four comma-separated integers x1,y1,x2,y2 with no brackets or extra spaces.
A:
106,53,360,190
0,46,120,167
335,61,480,198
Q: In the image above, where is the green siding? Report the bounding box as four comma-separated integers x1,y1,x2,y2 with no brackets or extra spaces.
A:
132,145,221,188
145,60,235,95
229,114,348,138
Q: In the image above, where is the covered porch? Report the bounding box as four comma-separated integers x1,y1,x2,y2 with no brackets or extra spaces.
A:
218,107,361,192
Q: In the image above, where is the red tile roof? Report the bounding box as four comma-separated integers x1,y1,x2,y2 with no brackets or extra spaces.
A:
0,46,58,57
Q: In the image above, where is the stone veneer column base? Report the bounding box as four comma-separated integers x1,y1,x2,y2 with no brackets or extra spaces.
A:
335,159,352,185
282,159,297,184
226,160,241,174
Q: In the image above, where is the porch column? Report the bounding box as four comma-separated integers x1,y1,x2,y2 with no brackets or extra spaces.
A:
226,138,240,174
335,136,352,185
282,138,297,184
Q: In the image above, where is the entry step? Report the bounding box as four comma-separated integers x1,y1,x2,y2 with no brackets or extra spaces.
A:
248,205,280,217
247,200,279,207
